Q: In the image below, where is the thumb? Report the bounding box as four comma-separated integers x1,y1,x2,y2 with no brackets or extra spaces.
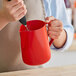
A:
5,0,11,1
3,0,11,3
45,16,55,23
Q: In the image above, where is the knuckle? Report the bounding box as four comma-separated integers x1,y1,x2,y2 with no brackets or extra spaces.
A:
21,10,27,16
5,5,10,9
55,19,58,21
59,28,62,31
23,6,26,10
24,4,26,8
24,10,27,14
48,30,52,33
51,21,54,25
48,31,50,34
50,32,52,35
10,10,14,15
53,36,56,39
15,0,22,3
22,10,26,14
19,1,24,6
19,2,23,6
50,16,55,20
60,23,63,27
55,35,58,38
12,15,17,21
59,21,63,26
15,0,19,3
22,8,27,14
24,5,26,9
56,37,59,39
49,33,52,36
49,35,52,38
60,28,63,31
61,29,63,31
20,7,24,11
26,9,27,13
48,26,51,29
10,12,12,16
21,5,25,10
14,18,17,21
45,17,50,21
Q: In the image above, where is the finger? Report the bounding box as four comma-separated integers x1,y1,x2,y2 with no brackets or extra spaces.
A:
48,31,60,36
11,1,25,14
48,31,60,39
5,0,22,7
45,16,55,23
16,9,27,20
50,20,63,27
48,26,63,32
14,5,27,17
49,34,59,39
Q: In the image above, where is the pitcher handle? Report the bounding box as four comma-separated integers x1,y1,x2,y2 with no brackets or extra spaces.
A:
45,20,55,46
49,39,54,46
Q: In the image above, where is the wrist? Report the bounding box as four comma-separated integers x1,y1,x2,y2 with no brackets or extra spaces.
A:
0,10,9,24
0,10,9,30
53,29,67,49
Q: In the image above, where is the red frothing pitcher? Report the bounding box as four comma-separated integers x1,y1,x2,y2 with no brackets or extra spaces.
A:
19,19,54,65
8,0,54,66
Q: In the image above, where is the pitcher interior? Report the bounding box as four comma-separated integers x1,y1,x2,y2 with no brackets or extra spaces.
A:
20,20,45,32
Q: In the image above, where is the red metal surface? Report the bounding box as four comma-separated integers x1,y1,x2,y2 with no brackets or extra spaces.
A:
19,20,54,65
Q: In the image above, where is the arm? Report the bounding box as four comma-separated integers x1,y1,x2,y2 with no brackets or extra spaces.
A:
0,0,27,31
45,16,67,49
0,10,8,30
51,0,74,51
53,28,67,49
44,0,74,51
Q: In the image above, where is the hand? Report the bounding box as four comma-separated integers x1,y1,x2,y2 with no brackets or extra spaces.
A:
2,0,27,23
45,16,63,39
45,16,67,48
